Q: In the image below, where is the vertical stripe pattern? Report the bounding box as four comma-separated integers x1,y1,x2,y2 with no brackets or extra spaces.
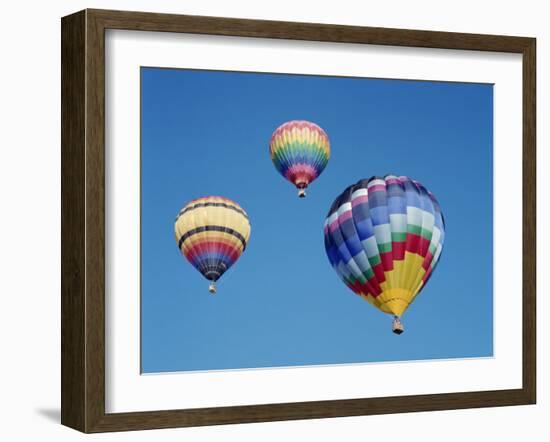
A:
324,176,445,317
175,196,251,282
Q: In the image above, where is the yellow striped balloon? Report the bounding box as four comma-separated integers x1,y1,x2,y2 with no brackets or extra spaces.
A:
174,196,251,293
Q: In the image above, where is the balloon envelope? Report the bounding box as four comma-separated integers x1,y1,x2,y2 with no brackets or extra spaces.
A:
175,196,251,285
324,176,445,318
269,120,330,197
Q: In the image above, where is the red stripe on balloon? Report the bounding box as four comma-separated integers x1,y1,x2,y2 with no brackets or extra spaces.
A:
422,251,434,271
372,263,386,285
405,234,431,257
392,241,406,260
380,251,394,271
284,163,318,186
419,236,431,257
184,240,241,262
349,276,382,298
422,266,433,283
405,233,421,254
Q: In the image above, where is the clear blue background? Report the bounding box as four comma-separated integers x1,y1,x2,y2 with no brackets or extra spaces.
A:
141,67,493,373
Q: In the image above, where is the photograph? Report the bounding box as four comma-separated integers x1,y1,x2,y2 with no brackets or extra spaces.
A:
140,67,493,374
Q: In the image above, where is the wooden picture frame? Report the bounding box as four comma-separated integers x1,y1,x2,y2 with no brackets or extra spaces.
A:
61,8,536,433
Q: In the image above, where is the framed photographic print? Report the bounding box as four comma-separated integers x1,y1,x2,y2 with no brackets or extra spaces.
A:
61,9,536,433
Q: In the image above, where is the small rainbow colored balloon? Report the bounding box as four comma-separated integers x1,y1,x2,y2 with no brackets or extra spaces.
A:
269,120,330,198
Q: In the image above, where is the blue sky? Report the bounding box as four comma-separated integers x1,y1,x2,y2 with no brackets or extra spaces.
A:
141,67,493,373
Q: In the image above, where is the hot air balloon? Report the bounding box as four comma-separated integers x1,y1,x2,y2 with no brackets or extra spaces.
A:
174,196,251,294
324,176,445,334
269,120,330,198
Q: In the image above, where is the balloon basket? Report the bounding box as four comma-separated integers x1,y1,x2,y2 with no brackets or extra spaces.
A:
298,189,306,198
208,283,217,294
392,316,404,334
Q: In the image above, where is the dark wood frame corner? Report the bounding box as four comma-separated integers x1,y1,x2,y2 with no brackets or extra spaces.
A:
61,8,536,433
